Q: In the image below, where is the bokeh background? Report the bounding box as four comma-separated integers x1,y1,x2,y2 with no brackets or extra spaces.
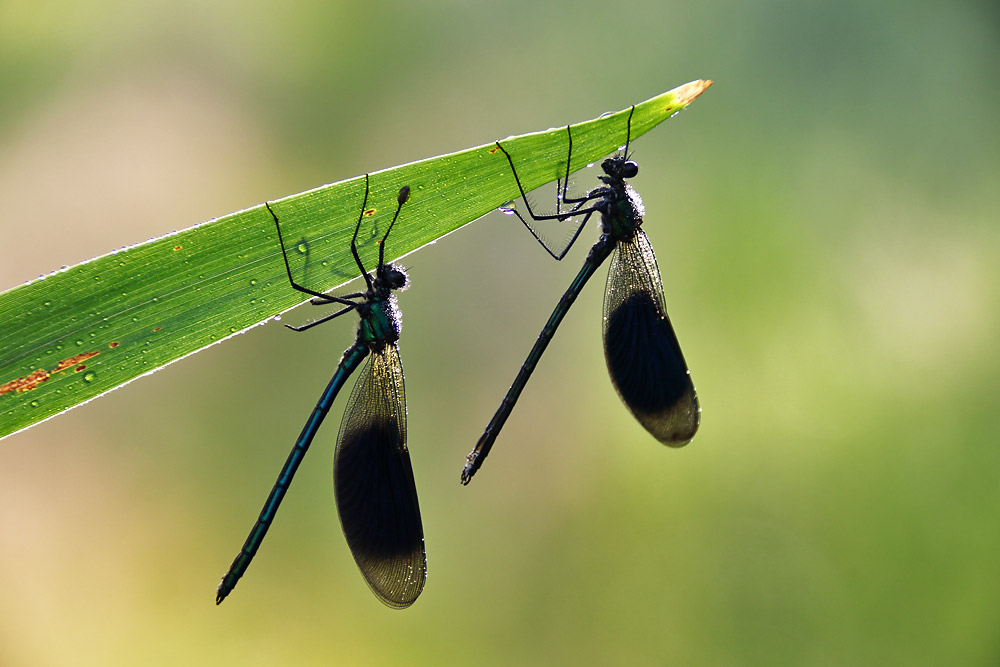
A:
1,1,998,665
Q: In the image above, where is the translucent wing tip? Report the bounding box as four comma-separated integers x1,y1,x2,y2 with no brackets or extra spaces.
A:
369,558,428,609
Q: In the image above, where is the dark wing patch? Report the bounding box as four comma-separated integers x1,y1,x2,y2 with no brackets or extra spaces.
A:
335,344,426,608
603,231,699,445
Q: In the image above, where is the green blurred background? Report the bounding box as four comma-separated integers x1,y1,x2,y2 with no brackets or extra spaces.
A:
1,1,998,665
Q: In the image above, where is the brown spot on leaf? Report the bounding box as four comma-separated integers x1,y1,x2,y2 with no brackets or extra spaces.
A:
1,351,101,396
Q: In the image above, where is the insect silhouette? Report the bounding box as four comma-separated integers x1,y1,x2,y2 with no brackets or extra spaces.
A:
218,176,426,608
462,106,700,484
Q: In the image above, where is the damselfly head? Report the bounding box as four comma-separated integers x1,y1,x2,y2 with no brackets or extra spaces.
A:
602,157,639,180
377,264,408,290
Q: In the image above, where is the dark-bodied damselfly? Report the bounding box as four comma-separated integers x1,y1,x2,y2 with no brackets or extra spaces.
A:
462,107,700,484
218,176,426,608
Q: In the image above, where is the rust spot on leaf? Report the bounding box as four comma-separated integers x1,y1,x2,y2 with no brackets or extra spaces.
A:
363,208,376,217
489,146,499,154
52,352,100,372
1,351,101,396
1,370,50,395
173,245,183,251
109,341,120,348
75,365,88,372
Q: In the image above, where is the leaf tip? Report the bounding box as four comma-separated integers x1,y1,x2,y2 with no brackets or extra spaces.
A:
671,80,713,108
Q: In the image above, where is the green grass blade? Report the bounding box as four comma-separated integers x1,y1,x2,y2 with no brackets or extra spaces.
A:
0,80,712,440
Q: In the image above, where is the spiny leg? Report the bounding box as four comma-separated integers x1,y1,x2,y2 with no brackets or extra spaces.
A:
377,186,411,267
494,139,604,261
268,201,361,307
349,174,374,291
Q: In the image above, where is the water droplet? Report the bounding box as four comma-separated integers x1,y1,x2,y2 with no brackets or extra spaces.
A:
296,241,308,254
250,279,257,286
498,200,517,215
75,340,84,346
83,372,96,383
43,301,51,307
132,316,139,322
29,400,39,408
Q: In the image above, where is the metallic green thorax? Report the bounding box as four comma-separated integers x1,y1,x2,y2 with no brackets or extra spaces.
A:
603,182,645,241
355,266,405,352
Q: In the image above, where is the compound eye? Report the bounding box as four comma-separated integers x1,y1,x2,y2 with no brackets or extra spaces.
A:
622,161,639,178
